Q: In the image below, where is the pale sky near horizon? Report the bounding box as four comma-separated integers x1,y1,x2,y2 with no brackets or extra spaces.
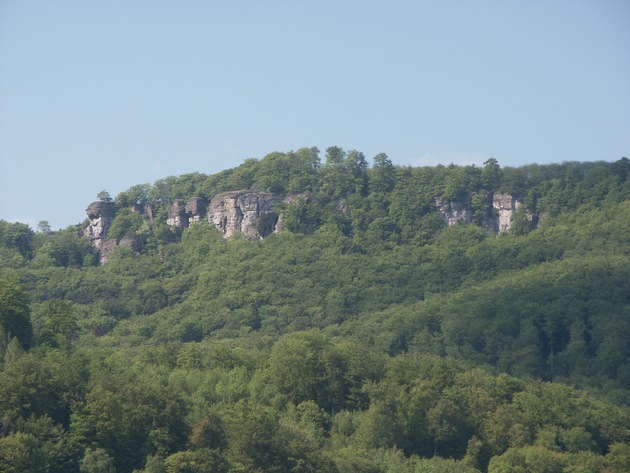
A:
1,1,629,230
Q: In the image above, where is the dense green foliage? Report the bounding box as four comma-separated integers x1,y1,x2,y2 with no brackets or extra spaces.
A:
1,150,629,472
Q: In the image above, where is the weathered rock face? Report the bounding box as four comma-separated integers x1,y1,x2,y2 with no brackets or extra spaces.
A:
208,191,281,239
99,239,118,262
131,203,154,220
166,200,188,230
82,201,147,264
434,196,473,227
82,201,117,250
185,197,207,224
83,188,534,265
166,197,208,229
492,193,521,233
435,192,527,234
98,235,141,264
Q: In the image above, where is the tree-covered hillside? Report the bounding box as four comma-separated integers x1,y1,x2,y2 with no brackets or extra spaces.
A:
1,149,629,472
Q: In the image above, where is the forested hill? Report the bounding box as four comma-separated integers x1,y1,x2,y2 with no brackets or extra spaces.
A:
1,148,630,472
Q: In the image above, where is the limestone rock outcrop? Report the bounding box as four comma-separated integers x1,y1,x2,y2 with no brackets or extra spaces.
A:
131,203,154,220
166,197,208,230
82,201,117,250
98,235,141,263
166,200,188,230
434,196,473,227
435,192,529,234
492,193,521,233
208,191,281,239
82,201,144,263
82,187,535,265
83,192,286,263
185,197,207,225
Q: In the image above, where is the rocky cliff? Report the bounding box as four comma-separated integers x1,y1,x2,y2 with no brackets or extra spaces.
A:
82,201,117,250
82,189,533,264
492,193,521,233
166,197,208,230
435,192,526,234
98,235,142,264
166,192,291,239
186,197,207,225
434,195,473,227
166,199,188,230
82,201,146,263
207,191,281,239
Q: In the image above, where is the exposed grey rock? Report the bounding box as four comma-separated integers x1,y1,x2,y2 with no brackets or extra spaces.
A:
82,201,117,250
434,195,473,227
118,235,141,252
166,199,188,230
185,197,207,224
492,193,520,233
434,192,531,234
208,191,281,239
99,239,118,263
84,186,538,265
166,197,208,229
82,201,148,264
97,235,141,264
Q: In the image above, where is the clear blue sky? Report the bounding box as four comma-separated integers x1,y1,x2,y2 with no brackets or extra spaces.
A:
1,1,629,230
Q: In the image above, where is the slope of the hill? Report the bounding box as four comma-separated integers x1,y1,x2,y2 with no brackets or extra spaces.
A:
1,149,629,472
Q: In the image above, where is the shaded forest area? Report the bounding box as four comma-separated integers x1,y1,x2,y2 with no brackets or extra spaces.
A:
1,148,630,472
